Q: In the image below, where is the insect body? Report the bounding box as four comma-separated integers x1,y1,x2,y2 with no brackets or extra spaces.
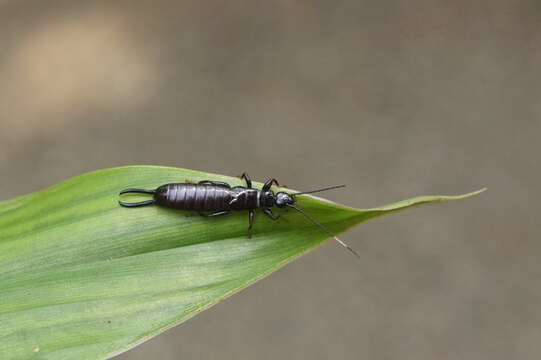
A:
119,173,358,257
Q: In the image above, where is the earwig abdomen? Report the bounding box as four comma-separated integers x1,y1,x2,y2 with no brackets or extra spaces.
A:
154,183,259,211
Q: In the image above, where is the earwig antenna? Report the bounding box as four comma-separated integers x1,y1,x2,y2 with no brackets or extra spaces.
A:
119,188,156,208
294,184,346,195
286,204,360,259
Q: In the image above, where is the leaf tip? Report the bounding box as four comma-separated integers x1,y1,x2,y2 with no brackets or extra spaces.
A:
453,187,487,199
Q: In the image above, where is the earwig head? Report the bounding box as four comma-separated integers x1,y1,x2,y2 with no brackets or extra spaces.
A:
275,192,295,208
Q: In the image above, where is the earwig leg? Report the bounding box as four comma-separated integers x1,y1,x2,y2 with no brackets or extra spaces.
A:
262,178,280,191
198,180,231,187
239,172,252,188
263,208,280,220
199,211,230,217
247,210,255,238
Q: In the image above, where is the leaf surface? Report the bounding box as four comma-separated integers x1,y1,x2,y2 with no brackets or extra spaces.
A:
0,166,484,359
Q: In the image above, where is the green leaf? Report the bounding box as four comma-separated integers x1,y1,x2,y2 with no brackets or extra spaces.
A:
0,166,485,360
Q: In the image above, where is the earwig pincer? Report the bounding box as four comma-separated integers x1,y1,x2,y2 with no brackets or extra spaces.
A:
119,173,358,257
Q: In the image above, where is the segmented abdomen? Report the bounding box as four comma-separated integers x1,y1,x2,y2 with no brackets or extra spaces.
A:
155,184,238,211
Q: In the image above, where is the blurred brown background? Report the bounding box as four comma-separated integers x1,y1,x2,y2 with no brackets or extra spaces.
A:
0,1,538,359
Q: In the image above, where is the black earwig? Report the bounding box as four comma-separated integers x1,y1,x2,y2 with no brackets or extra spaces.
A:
119,173,358,257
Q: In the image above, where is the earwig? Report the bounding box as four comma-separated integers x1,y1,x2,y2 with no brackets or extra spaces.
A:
119,173,359,257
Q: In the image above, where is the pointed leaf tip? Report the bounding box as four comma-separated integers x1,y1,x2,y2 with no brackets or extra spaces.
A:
0,166,484,359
